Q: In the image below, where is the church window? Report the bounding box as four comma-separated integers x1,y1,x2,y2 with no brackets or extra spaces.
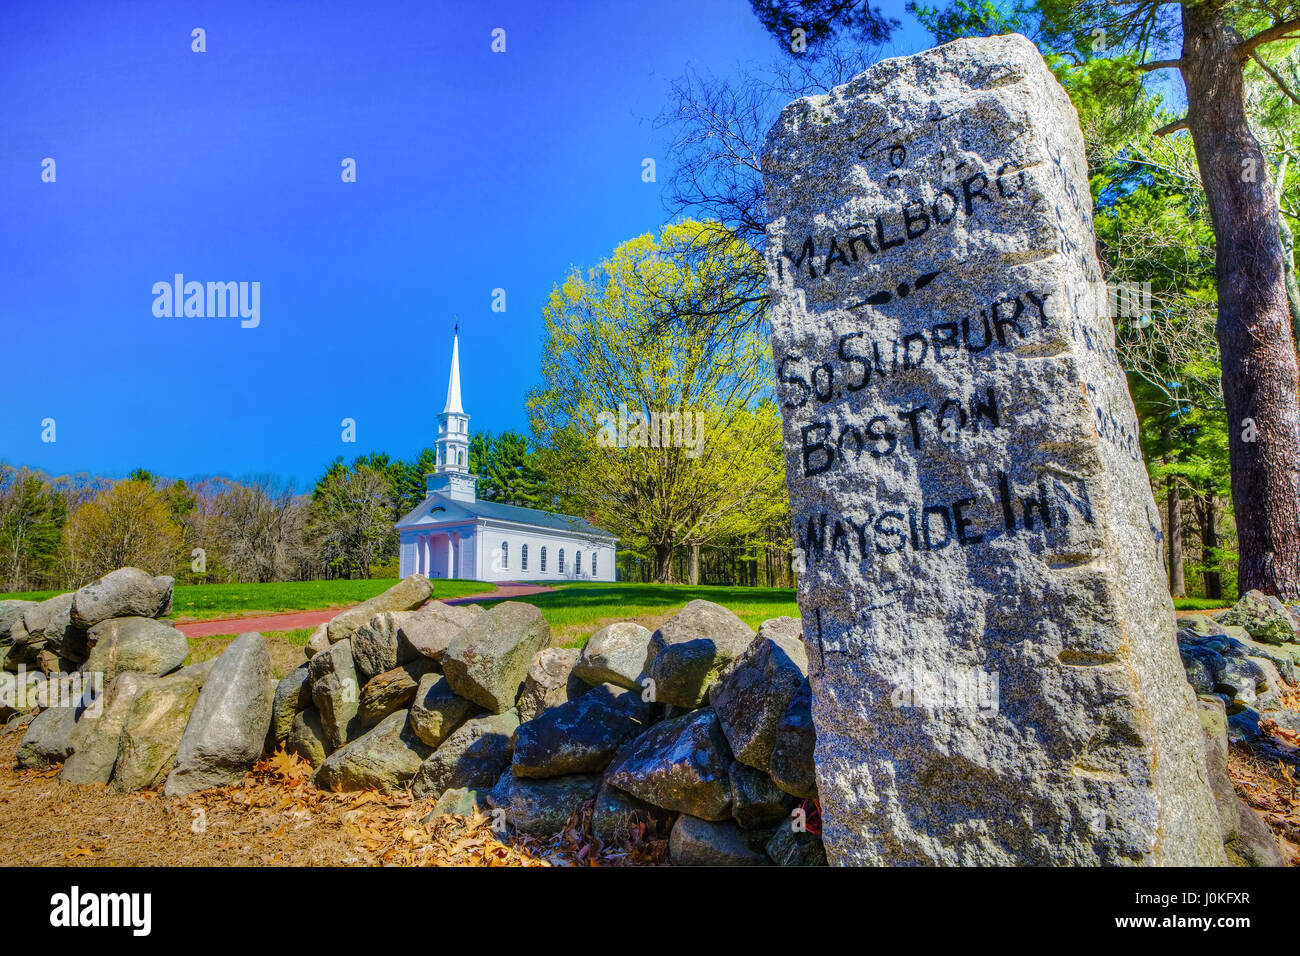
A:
522,544,529,571
591,552,597,576
576,550,583,575
458,450,464,465
558,549,565,573
540,547,547,571
501,541,508,570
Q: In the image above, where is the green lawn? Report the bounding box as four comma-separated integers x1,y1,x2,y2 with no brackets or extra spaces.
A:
187,627,317,679
0,578,492,621
482,582,802,647
1173,596,1234,612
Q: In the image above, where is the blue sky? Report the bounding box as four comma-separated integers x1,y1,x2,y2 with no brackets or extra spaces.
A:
0,0,934,489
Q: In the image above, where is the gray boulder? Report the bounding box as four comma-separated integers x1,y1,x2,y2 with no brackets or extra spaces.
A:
710,620,808,771
409,674,478,749
1213,655,1267,708
268,664,312,746
4,614,45,669
308,637,361,750
359,657,439,726
513,685,646,778
314,709,432,793
326,574,433,645
111,669,203,791
165,633,274,795
1180,614,1227,639
517,647,585,722
1219,590,1299,645
350,602,483,680
305,624,330,659
442,602,551,713
288,707,331,768
426,786,489,819
591,779,675,845
23,593,86,662
82,617,188,683
410,709,519,800
1179,641,1223,696
1251,656,1286,711
644,600,755,708
348,606,470,681
1197,696,1283,866
71,567,174,629
0,600,38,644
769,677,817,799
574,622,653,690
486,768,602,836
669,814,769,865
15,698,84,769
605,708,733,820
729,761,796,829
766,825,828,866
60,672,150,784
346,613,405,683
1238,636,1300,684
0,671,20,721
400,602,484,661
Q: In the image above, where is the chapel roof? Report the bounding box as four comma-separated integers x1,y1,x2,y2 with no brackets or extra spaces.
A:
397,492,615,540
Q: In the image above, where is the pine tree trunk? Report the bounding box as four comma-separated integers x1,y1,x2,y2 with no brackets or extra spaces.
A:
1202,486,1222,600
1167,475,1185,597
1181,4,1300,599
689,543,700,585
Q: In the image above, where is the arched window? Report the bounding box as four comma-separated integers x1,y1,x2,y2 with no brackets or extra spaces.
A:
576,550,583,576
521,544,529,571
501,541,508,570
558,549,565,573
458,450,464,465
540,547,547,572
591,552,597,576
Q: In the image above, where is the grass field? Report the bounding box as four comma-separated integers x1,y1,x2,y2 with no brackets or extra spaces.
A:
480,581,802,647
0,578,492,621
1173,596,1235,612
187,628,316,678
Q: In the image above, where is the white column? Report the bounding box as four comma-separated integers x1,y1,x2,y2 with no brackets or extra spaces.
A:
420,535,431,576
446,534,455,580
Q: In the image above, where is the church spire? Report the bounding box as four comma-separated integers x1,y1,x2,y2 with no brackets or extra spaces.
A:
431,329,473,494
443,327,464,415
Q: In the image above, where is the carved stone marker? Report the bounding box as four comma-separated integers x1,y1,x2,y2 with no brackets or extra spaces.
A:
762,35,1225,865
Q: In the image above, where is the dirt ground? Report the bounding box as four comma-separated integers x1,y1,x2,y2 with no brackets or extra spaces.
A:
0,719,666,867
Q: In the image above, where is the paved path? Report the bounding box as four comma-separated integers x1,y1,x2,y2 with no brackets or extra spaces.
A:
173,582,556,639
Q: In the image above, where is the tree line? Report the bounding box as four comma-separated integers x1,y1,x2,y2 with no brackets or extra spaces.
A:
0,433,557,592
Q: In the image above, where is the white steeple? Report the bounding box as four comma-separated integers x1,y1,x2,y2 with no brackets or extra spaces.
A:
428,327,477,502
443,330,465,415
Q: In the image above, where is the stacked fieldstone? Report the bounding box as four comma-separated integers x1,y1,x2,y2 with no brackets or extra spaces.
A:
281,594,825,866
1174,590,1300,866
0,567,204,787
3,571,823,865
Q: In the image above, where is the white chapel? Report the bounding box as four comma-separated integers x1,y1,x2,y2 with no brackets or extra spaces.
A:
396,332,618,583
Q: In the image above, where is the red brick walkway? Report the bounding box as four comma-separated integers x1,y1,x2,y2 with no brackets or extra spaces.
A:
173,582,555,639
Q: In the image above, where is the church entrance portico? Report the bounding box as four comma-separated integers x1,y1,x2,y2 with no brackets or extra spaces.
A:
413,530,466,579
